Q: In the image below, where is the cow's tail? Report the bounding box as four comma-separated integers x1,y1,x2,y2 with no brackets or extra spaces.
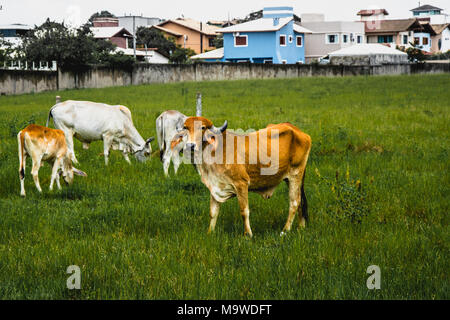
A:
156,114,165,161
18,131,25,180
300,169,308,223
46,108,54,127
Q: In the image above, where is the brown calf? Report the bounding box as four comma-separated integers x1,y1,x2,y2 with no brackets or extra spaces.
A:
172,117,312,237
18,124,87,197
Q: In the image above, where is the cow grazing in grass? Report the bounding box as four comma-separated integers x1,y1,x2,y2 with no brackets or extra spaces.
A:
171,117,311,237
18,124,87,197
46,100,154,165
156,110,187,176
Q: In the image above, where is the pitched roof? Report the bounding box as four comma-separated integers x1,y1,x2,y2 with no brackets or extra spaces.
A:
159,18,220,36
364,18,421,33
220,17,292,33
150,25,182,37
90,27,132,38
410,4,442,12
431,23,450,34
293,24,313,34
357,9,389,16
0,23,33,30
191,47,224,60
329,44,407,56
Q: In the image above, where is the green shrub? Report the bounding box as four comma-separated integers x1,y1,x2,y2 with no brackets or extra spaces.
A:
315,167,371,223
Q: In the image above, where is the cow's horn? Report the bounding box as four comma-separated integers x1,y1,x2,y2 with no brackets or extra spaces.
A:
146,137,155,144
212,120,228,134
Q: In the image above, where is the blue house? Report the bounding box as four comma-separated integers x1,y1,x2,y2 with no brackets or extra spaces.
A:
218,6,311,64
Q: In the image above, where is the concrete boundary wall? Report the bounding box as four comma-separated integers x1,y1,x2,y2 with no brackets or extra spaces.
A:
0,62,449,96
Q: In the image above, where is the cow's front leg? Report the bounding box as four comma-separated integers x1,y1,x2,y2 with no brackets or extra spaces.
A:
237,186,252,237
31,157,42,193
49,158,62,191
122,152,131,164
65,130,79,164
208,194,221,233
102,134,114,165
55,171,61,190
173,149,183,175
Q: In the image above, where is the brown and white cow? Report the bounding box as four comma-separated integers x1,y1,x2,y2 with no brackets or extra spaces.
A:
18,124,87,197
171,117,312,237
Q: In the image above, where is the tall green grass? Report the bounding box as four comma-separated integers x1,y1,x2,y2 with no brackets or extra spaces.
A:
0,74,448,299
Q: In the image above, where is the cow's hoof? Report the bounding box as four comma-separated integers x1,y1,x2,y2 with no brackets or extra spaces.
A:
20,193,26,197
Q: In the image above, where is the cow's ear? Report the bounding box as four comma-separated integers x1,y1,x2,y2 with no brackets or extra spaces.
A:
73,168,87,177
204,130,219,152
146,137,155,145
171,130,187,150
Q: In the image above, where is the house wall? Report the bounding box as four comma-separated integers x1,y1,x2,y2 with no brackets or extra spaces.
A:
159,21,216,54
223,21,305,64
302,21,365,62
223,31,276,62
414,32,432,52
109,36,128,49
118,16,162,34
432,28,450,53
276,21,305,64
144,51,169,64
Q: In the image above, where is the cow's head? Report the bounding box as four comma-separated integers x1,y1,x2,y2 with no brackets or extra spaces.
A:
171,117,228,155
61,154,87,184
134,137,155,162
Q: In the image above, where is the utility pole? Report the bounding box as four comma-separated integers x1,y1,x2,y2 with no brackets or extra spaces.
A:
196,93,202,116
133,15,136,60
200,22,203,53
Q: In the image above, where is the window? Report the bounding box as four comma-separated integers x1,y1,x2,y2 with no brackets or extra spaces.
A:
342,34,348,43
234,35,247,47
279,35,286,46
208,38,215,47
422,37,429,45
288,35,293,43
357,35,362,44
414,37,420,45
326,34,339,44
378,35,393,43
403,35,408,45
438,39,442,50
296,36,303,47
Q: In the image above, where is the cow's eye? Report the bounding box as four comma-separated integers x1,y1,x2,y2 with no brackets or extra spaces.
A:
201,126,206,130
183,126,187,130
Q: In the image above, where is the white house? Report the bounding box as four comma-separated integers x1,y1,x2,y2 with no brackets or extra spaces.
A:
0,24,33,48
300,14,366,63
115,47,169,63
328,43,408,65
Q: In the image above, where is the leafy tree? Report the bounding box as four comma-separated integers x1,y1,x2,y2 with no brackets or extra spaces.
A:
134,27,176,57
0,38,14,66
169,46,196,64
17,19,133,70
212,34,223,48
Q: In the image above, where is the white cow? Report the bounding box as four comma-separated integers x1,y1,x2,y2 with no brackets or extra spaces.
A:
156,110,187,176
46,100,154,165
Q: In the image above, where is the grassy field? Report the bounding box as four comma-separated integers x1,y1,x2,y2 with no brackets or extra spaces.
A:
0,74,448,299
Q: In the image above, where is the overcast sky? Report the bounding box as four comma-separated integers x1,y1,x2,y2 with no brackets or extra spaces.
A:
0,0,448,27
